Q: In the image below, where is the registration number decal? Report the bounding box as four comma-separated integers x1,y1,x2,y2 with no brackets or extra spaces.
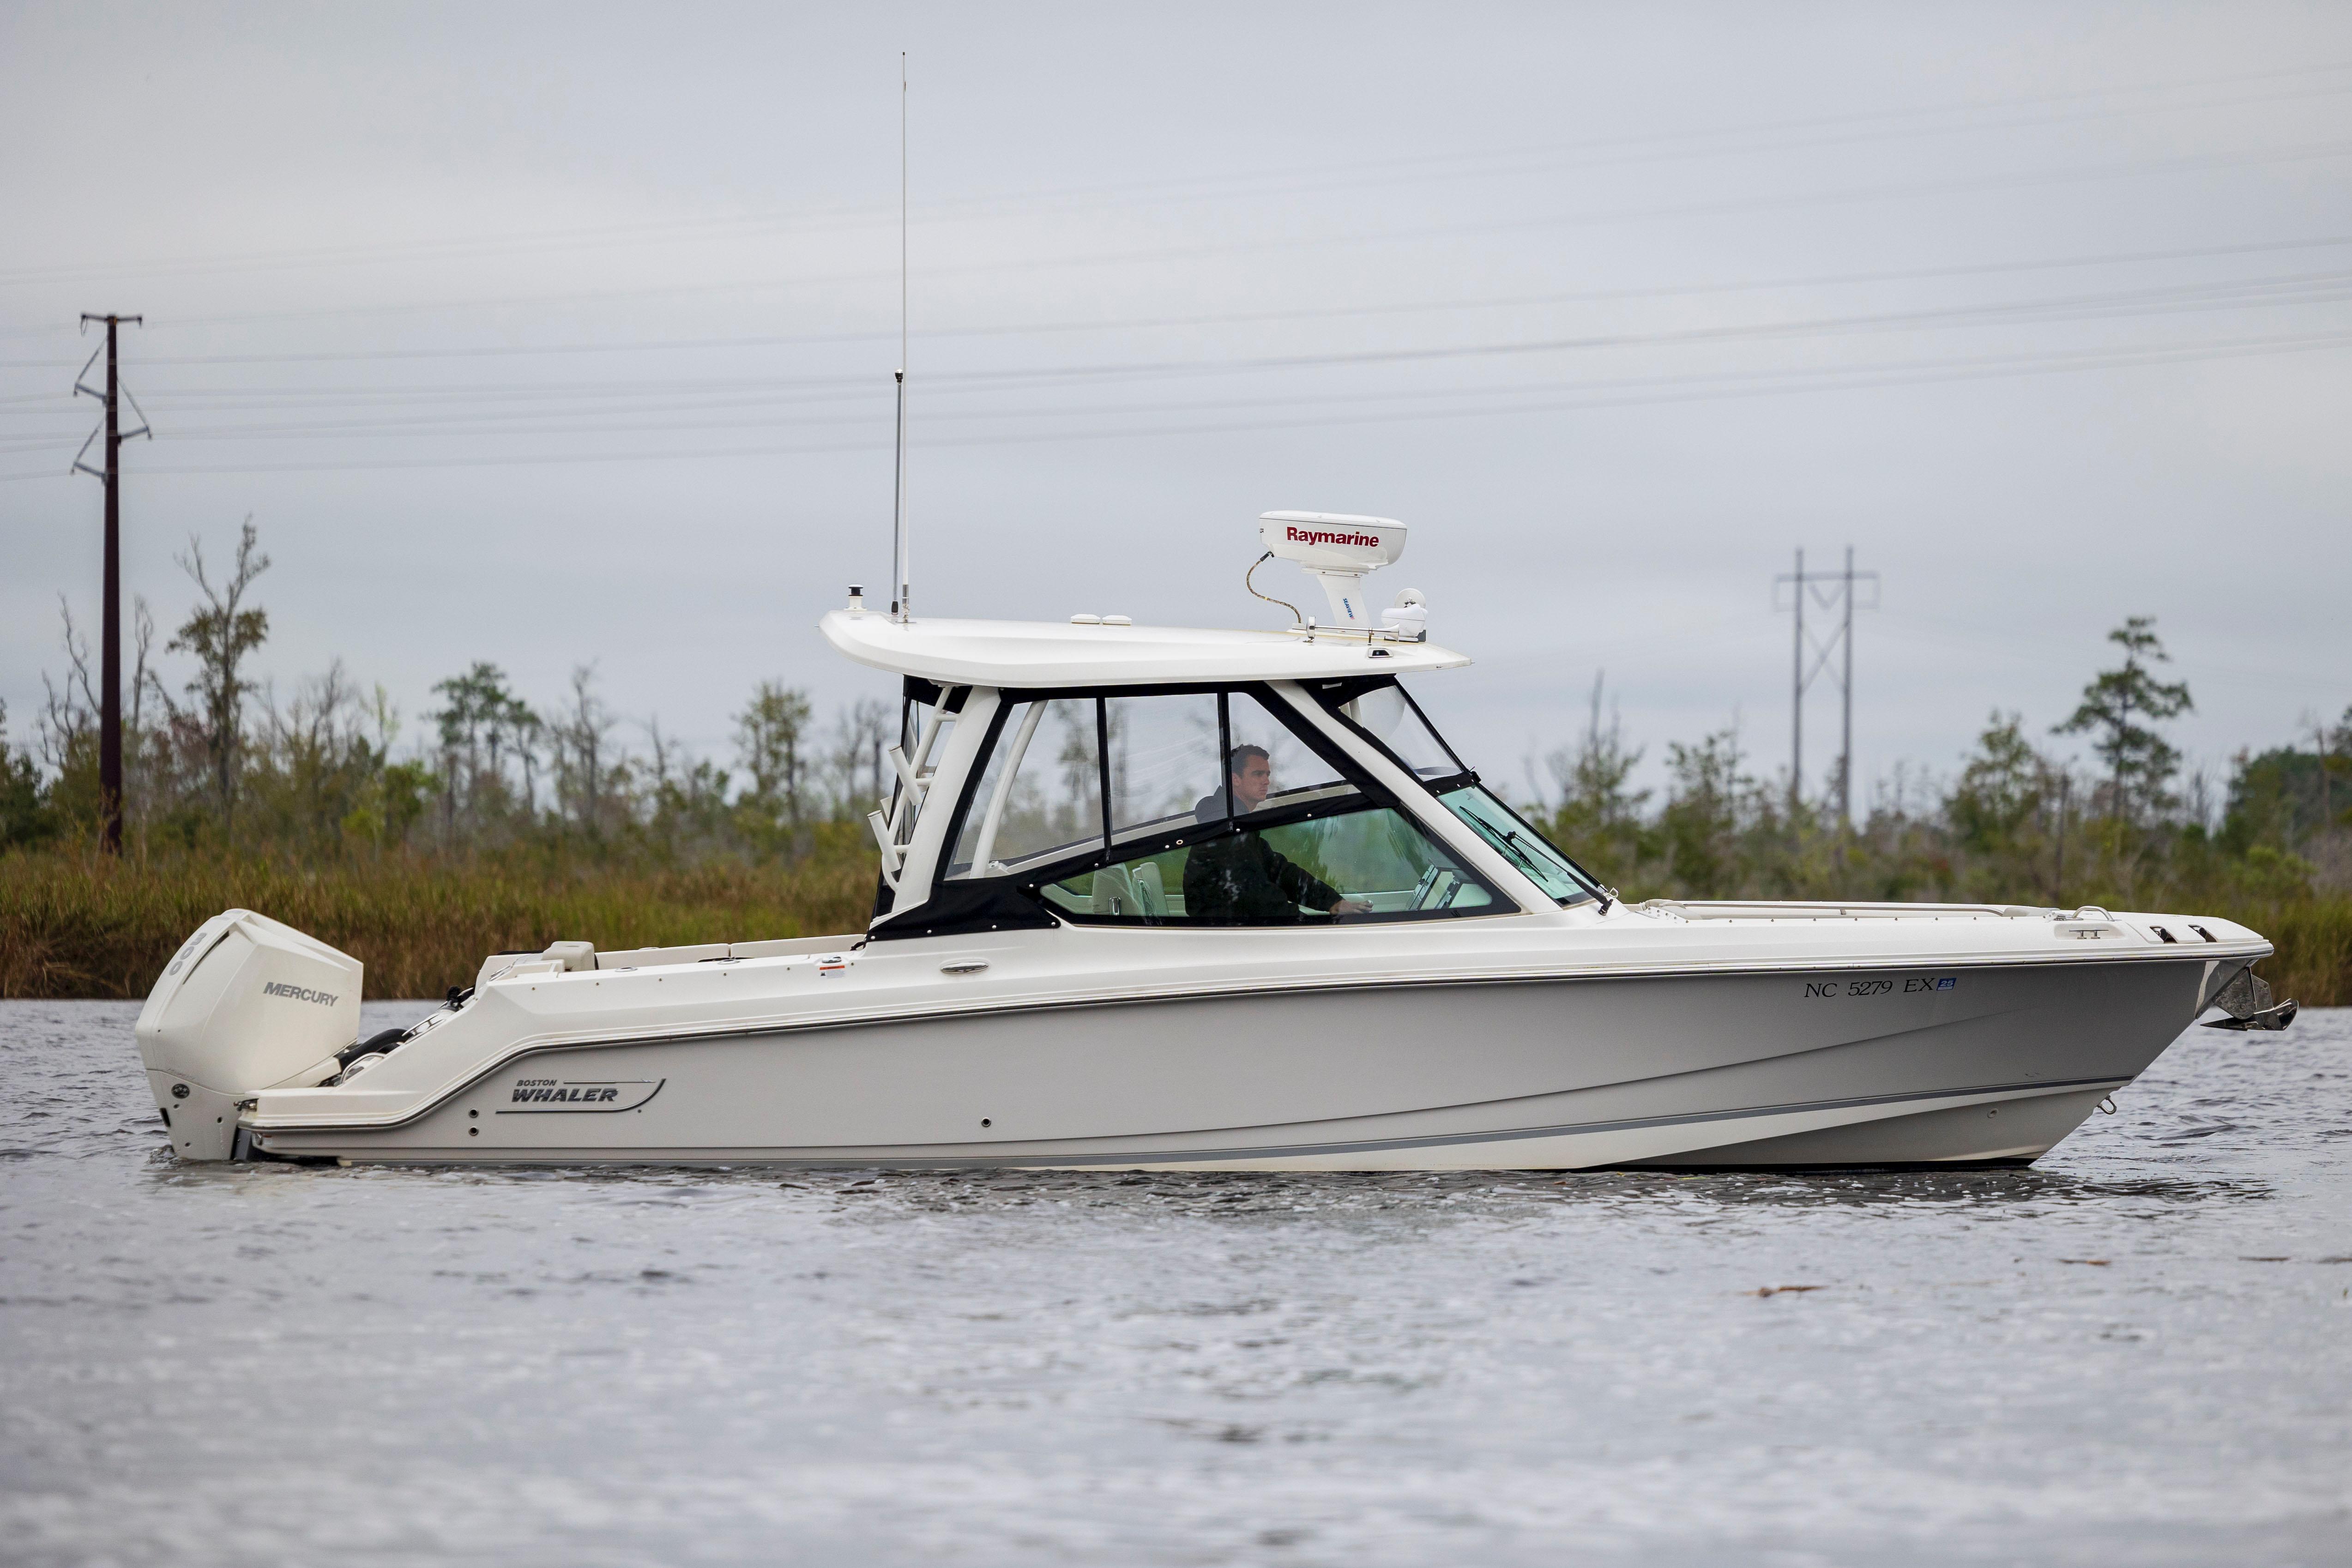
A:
1804,977,1956,998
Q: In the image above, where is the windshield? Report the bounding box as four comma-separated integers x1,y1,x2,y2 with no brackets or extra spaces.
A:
1438,786,1601,907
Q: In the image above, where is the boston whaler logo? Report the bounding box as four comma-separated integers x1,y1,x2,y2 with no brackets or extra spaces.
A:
260,981,339,1007
498,1076,665,1114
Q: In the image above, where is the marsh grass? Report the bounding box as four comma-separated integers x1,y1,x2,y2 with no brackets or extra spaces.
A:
2,846,2343,1005
2250,898,2352,1007
1,846,875,1000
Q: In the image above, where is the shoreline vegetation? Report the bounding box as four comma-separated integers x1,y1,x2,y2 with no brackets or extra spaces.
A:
4,851,2344,1007
0,845,876,1001
4,522,2346,1004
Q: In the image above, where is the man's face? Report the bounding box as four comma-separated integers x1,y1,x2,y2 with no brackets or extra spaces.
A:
1233,755,1272,810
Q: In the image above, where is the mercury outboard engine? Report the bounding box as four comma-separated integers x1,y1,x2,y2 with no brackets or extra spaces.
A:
135,909,363,1160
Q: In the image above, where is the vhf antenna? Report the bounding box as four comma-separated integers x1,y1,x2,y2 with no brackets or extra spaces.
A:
890,52,911,624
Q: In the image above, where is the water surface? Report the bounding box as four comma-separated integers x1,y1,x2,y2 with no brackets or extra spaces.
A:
2,1001,2346,1566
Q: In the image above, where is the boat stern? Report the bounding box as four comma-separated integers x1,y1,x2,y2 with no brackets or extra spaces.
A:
135,910,364,1160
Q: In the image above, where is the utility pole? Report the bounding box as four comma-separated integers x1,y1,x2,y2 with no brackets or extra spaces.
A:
1773,546,1879,829
72,314,148,855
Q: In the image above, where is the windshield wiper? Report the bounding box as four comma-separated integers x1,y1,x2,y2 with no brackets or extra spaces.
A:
1485,824,1577,895
1494,825,1601,906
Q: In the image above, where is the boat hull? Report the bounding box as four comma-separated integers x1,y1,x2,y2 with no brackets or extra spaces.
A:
253,955,2203,1171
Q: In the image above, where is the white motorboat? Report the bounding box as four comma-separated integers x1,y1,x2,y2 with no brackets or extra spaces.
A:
135,513,2292,1170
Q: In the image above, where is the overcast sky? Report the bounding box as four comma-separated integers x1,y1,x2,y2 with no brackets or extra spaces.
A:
4,2,2348,816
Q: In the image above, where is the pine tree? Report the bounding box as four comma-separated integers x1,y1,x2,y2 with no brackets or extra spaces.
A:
2054,616,2192,827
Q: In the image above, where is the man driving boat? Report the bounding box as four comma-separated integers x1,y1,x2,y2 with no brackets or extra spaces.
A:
1184,745,1373,922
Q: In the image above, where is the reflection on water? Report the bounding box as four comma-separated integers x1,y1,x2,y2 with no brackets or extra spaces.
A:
769,1163,2284,1219
1,1000,2346,1567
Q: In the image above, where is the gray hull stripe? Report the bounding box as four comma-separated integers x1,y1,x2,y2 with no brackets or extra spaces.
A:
270,1074,2121,1168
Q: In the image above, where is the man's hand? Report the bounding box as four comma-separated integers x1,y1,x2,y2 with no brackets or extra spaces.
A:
1328,898,1374,915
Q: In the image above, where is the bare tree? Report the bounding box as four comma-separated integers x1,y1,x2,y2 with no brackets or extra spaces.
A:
826,698,893,819
168,519,271,834
556,663,617,835
735,681,814,848
36,597,98,781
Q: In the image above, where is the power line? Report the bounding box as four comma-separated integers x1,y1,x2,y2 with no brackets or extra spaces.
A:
950,265,2352,388
11,59,2352,294
5,126,2348,308
7,320,2349,453
1093,79,2352,211
5,258,2342,428
12,310,2346,451
6,231,2350,371
6,322,2346,482
900,136,2352,292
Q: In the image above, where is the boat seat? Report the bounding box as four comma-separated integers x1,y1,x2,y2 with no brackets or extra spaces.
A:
1090,864,1138,918
1130,862,1166,918
473,950,540,989
473,939,597,989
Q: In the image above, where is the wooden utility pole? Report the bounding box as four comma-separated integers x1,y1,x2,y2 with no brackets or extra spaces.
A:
74,313,147,853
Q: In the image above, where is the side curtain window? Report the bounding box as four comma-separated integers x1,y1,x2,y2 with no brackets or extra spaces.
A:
947,689,1336,880
1105,694,1223,847
1037,803,1496,924
947,683,1506,923
949,693,1228,879
946,699,1101,879
1227,689,1355,812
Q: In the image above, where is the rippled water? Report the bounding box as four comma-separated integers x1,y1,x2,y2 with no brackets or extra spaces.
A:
1,1001,2346,1566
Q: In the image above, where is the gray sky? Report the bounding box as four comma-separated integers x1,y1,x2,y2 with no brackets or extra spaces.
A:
5,2,2348,815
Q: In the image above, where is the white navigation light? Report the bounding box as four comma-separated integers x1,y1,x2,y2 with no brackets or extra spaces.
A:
1259,511,1407,630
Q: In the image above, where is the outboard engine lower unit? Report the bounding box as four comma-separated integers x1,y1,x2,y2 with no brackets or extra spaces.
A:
135,909,363,1160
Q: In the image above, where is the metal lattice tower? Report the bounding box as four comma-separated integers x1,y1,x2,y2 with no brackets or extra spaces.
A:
1773,546,1879,827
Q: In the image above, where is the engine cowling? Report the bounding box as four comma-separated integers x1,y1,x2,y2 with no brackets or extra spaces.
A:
135,909,363,1160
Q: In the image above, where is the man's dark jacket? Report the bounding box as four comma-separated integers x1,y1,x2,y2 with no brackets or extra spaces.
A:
1182,793,1339,923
